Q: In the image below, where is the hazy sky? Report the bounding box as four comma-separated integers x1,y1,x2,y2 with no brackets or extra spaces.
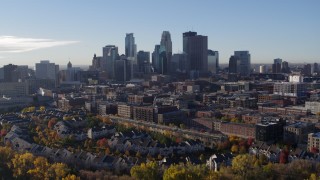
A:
0,0,319,66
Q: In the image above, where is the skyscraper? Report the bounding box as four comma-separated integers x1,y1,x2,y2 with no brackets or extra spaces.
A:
35,60,59,80
228,56,240,74
115,55,131,82
171,53,187,73
314,63,319,74
208,50,219,74
183,31,208,74
102,45,118,79
272,58,282,73
234,51,251,76
303,64,312,76
125,33,137,79
137,51,150,73
160,31,172,73
152,45,168,74
3,64,17,82
281,61,290,73
125,33,137,61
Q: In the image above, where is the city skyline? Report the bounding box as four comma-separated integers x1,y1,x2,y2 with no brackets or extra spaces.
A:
0,0,319,66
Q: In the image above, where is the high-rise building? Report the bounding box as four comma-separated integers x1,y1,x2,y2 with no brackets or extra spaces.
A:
125,33,137,61
272,58,282,73
90,54,103,71
281,61,290,73
160,31,172,73
171,53,187,73
228,55,240,74
102,45,118,79
125,33,137,79
234,51,251,76
137,51,150,73
259,65,266,73
152,45,168,74
208,50,219,74
303,64,312,76
35,60,59,80
115,55,131,82
314,63,319,74
3,64,18,82
183,31,208,74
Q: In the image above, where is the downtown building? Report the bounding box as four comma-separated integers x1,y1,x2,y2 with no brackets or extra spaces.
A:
208,50,219,74
183,31,208,77
102,45,119,79
228,51,251,76
152,31,172,75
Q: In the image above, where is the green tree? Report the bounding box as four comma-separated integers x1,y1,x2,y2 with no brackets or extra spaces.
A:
130,161,160,180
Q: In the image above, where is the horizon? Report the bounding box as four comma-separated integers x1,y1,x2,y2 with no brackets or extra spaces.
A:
0,0,319,66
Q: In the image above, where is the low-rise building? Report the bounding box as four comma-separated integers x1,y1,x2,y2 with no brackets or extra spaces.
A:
284,122,315,144
308,132,320,152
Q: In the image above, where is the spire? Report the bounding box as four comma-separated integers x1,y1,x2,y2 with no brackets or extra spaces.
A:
67,61,72,69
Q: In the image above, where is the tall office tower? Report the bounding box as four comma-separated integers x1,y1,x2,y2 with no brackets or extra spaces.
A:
171,53,187,73
115,55,131,82
208,50,219,74
13,66,29,82
125,33,137,79
160,31,172,73
35,60,59,80
229,55,240,73
183,31,208,74
125,33,137,60
281,61,290,73
303,64,312,76
314,63,319,74
152,45,168,74
102,45,118,79
3,64,18,82
137,51,150,73
234,51,251,76
272,58,282,73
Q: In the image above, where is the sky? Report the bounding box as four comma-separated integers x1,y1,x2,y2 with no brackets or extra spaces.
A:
0,0,319,66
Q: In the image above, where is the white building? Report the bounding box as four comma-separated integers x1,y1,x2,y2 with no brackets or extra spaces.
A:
273,82,306,97
259,65,266,73
289,75,304,83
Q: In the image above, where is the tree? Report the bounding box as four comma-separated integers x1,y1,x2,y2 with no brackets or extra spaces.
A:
0,129,7,137
279,149,289,164
11,152,35,178
163,163,209,180
130,161,160,180
0,146,14,163
27,156,50,179
48,163,70,179
232,154,255,179
62,174,80,180
231,144,239,154
39,106,46,112
239,145,247,154
48,118,58,129
199,154,205,163
96,138,108,148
